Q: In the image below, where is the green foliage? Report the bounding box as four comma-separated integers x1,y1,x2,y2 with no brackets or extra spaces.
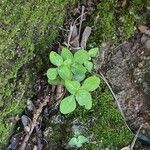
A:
49,52,63,66
65,80,80,94
84,61,93,73
73,73,85,82
88,47,99,57
61,47,73,60
58,65,72,80
47,47,99,85
47,47,100,114
47,68,58,80
75,90,92,109
60,95,76,114
71,62,87,75
81,76,100,92
74,50,89,64
69,134,89,148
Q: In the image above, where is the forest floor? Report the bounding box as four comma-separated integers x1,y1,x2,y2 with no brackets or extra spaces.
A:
1,0,150,150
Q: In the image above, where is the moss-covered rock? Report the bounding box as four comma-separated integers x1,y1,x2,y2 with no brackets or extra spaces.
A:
69,86,133,149
0,0,75,148
1,0,150,149
66,0,150,149
89,0,150,45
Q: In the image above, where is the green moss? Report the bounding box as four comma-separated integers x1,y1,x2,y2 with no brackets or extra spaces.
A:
89,0,148,46
0,0,76,148
73,1,150,148
67,83,133,149
89,0,116,44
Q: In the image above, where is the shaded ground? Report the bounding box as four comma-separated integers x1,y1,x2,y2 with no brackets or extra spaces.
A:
99,28,150,147
1,0,150,149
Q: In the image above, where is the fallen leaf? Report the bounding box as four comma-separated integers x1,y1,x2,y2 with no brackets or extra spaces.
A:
138,25,148,33
27,100,35,112
33,145,38,150
80,26,91,49
70,24,79,48
122,0,127,7
21,115,31,133
147,7,150,10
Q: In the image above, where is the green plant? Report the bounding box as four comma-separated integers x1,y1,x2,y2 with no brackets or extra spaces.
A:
47,47,100,114
69,133,89,148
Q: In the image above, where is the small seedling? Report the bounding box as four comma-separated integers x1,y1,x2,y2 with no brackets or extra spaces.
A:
60,76,100,114
47,47,100,114
69,134,89,148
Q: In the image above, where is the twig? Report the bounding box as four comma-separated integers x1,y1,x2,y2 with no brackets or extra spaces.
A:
120,124,143,150
67,22,74,47
73,12,87,25
67,12,87,48
130,124,143,150
18,96,50,150
78,6,85,38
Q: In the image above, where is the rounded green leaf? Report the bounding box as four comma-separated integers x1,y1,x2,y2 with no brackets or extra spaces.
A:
71,63,87,75
88,47,99,57
74,50,89,64
73,73,85,82
84,61,93,73
65,80,80,94
81,76,100,91
61,47,73,60
47,68,58,80
63,59,72,66
49,51,63,66
76,142,82,148
60,95,76,114
58,65,72,80
69,137,78,147
48,78,63,85
77,135,89,144
75,90,92,110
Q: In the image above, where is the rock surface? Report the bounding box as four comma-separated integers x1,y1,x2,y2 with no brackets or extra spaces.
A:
100,32,150,145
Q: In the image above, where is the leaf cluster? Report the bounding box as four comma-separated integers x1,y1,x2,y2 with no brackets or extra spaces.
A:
68,134,89,148
47,47,100,114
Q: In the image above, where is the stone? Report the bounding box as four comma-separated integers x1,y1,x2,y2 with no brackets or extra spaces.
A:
0,1,75,148
100,33,150,145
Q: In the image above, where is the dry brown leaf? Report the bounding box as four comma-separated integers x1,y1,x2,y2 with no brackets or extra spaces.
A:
21,115,31,133
122,0,127,7
27,100,35,112
147,6,150,10
18,96,50,150
68,24,79,48
138,24,148,33
33,145,38,150
80,26,91,49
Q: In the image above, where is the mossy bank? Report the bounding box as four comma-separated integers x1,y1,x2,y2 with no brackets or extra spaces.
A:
0,0,150,149
0,0,76,148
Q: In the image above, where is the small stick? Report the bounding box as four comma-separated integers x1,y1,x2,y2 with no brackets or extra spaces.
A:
18,96,50,150
67,22,74,47
130,124,143,150
78,6,85,38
